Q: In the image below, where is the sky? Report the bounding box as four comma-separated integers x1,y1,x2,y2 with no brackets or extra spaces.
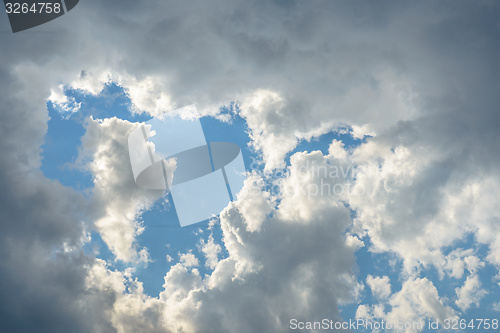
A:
1,1,500,332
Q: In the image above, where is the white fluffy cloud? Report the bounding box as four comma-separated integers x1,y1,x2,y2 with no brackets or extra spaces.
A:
366,275,392,300
179,252,199,268
199,234,222,270
78,117,166,262
48,84,82,116
455,275,488,312
77,155,359,332
387,278,456,327
358,278,457,333
347,136,500,276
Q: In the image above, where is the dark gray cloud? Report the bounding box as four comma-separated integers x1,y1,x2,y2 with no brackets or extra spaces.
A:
0,72,114,332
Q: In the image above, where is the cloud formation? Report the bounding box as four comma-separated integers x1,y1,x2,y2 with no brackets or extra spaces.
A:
0,0,499,332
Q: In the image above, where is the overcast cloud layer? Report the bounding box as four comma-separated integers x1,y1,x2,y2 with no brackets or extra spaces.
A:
1,1,500,332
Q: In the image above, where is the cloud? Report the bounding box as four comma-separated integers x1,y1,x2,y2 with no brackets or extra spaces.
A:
0,59,113,333
1,0,500,332
455,275,488,312
387,278,456,326
48,84,82,116
493,302,500,312
87,259,166,333
77,116,166,263
366,275,392,300
4,0,426,168
199,234,222,270
79,142,359,333
179,252,199,268
358,278,457,333
166,169,356,333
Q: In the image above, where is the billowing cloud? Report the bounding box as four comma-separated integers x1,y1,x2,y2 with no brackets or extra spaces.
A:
357,278,457,333
78,116,166,262
455,275,488,312
366,275,392,300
